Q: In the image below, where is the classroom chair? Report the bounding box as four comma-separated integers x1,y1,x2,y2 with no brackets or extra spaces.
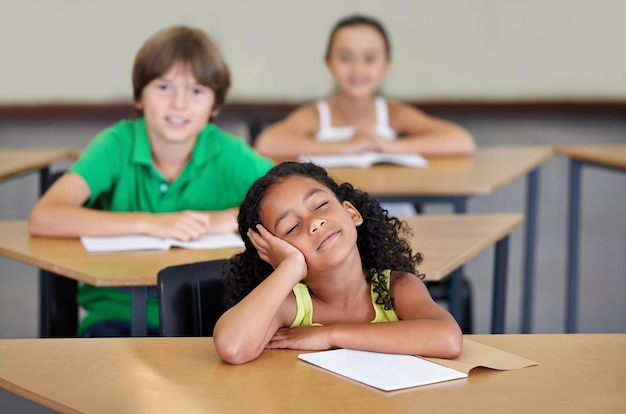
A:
246,116,284,146
39,170,80,337
38,170,111,337
157,259,229,336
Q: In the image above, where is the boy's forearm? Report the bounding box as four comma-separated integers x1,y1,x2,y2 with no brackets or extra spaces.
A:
28,206,148,237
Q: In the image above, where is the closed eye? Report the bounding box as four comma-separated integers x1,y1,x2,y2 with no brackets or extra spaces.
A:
286,223,299,235
315,201,328,210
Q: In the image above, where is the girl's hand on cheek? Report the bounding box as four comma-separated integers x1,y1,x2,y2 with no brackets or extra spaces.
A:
248,224,307,278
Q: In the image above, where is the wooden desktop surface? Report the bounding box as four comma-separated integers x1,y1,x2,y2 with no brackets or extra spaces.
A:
0,148,74,181
0,334,623,414
0,214,522,287
556,144,626,169
325,146,554,196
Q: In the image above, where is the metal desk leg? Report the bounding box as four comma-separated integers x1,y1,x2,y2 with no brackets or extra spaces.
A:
447,198,468,324
521,168,540,333
131,287,149,337
452,199,468,215
491,235,510,334
39,272,52,337
566,159,582,333
37,166,51,337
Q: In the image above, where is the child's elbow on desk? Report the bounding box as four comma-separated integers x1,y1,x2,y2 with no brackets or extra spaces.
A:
27,209,47,236
213,327,261,365
438,330,464,359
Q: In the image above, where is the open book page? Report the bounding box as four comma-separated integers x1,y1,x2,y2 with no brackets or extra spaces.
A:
299,151,428,168
80,233,244,253
423,338,540,374
298,349,467,391
298,339,539,391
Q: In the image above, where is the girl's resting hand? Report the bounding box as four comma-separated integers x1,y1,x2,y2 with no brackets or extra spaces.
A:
355,127,390,152
248,224,307,277
265,326,332,351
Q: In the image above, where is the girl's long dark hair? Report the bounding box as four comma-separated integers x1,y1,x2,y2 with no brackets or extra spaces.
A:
223,162,423,309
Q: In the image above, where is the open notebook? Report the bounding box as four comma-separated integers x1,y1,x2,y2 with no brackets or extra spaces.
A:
80,233,244,252
298,338,539,391
299,152,428,168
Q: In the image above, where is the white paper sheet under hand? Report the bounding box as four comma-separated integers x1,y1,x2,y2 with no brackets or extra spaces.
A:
298,349,467,391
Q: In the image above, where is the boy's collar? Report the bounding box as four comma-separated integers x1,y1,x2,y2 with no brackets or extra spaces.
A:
131,119,219,167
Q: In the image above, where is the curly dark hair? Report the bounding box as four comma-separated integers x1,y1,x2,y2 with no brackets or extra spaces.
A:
223,162,423,310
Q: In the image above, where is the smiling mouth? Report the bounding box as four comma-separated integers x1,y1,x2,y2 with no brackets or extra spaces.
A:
166,116,188,125
317,230,340,251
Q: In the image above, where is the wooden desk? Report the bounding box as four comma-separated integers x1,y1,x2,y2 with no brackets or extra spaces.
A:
556,144,626,333
327,145,554,333
0,214,522,335
1,148,80,338
0,334,623,414
0,148,75,192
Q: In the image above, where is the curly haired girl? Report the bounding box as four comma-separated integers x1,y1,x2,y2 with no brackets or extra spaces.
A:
214,162,462,364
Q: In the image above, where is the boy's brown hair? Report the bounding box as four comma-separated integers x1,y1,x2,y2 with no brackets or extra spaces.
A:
132,26,231,117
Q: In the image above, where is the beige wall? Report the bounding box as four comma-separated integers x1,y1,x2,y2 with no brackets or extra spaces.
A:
1,0,625,103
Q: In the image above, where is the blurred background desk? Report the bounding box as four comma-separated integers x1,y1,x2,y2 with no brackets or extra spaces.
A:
556,144,626,333
0,214,522,336
0,148,74,191
328,146,553,333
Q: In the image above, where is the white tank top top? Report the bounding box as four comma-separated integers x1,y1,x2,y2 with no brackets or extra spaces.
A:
314,97,398,142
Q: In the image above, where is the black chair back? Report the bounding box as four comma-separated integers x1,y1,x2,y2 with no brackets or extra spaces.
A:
157,259,229,337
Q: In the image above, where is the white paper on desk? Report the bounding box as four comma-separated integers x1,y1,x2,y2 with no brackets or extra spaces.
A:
299,152,428,168
80,233,244,252
298,349,467,391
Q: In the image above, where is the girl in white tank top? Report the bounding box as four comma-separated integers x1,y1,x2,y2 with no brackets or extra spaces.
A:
315,96,397,142
315,97,416,216
253,15,474,166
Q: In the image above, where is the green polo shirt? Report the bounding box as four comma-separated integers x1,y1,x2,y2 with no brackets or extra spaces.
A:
70,118,273,335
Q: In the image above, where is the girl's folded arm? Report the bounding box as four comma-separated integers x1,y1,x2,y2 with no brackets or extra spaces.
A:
213,260,300,364
254,106,363,158
386,102,475,156
299,273,462,358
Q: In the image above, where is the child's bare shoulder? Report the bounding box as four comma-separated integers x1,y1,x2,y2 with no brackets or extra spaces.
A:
279,103,321,133
387,99,426,118
389,270,421,286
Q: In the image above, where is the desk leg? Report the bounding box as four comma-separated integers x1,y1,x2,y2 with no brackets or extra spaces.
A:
491,235,510,334
131,287,149,337
566,159,582,333
39,272,51,337
521,168,540,333
447,198,468,325
38,166,51,337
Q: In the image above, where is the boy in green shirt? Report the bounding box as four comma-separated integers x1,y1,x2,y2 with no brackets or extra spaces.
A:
29,26,273,336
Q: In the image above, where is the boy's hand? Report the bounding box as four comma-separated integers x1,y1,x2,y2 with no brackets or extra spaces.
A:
144,211,210,241
248,224,306,279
